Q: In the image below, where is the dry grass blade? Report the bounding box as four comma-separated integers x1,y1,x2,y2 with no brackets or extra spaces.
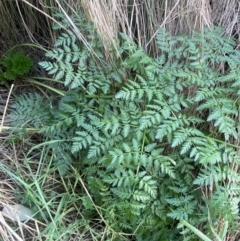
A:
0,213,23,241
211,0,240,36
0,84,14,134
81,0,119,53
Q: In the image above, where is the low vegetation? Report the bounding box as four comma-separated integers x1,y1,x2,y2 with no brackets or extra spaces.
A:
0,1,240,241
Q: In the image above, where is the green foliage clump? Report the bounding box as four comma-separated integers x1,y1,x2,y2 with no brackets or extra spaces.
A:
9,13,240,241
0,50,33,81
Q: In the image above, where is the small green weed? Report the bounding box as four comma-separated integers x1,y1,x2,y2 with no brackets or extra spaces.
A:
0,50,33,82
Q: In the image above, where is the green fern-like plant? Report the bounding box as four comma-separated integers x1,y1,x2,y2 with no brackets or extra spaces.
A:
9,15,240,241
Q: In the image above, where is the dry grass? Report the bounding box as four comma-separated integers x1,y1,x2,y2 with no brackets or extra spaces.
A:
0,135,97,241
1,0,239,56
0,84,104,240
78,0,240,55
2,0,237,57
0,0,55,58
0,138,40,240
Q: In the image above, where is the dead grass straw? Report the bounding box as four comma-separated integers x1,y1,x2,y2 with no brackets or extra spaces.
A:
0,84,14,134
